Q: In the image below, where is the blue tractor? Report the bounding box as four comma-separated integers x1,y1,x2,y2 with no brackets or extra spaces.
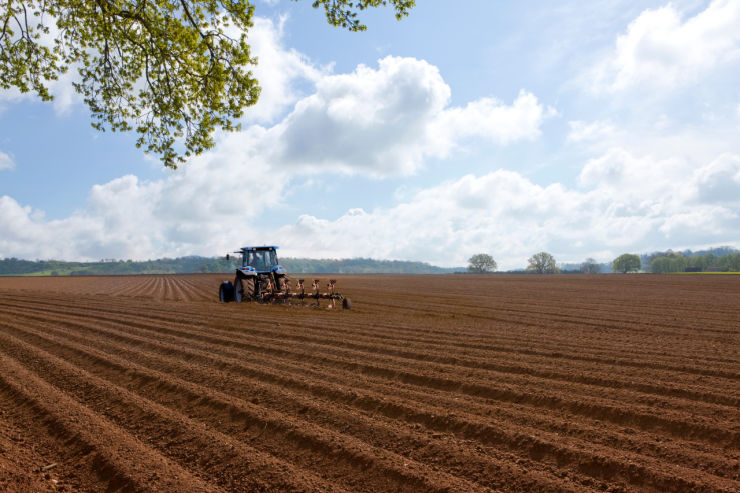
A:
219,246,350,309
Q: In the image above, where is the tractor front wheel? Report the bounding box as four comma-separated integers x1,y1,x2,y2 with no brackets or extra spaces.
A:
233,278,244,303
219,281,234,302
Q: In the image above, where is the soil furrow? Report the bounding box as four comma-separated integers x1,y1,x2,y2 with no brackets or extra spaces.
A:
2,311,736,491
0,332,348,493
0,273,737,493
0,298,735,448
0,351,221,493
2,294,737,382
0,325,488,493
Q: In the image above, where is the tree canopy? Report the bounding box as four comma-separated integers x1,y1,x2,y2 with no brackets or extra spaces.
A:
612,253,641,273
526,252,559,274
0,0,415,168
467,253,497,273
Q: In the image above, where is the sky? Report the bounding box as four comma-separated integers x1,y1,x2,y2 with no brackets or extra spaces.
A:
1,0,739,269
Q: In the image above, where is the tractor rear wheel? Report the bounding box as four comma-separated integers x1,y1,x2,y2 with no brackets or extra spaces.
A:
234,276,256,302
342,298,352,310
244,277,255,299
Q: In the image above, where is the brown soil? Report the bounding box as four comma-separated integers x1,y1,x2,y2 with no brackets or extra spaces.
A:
0,273,737,492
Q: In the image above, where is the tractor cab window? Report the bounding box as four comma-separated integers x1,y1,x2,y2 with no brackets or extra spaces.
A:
246,250,278,270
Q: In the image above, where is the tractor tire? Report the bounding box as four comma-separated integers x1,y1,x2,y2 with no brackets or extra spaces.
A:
219,281,234,302
234,276,256,303
234,278,244,303
342,297,352,310
244,276,255,299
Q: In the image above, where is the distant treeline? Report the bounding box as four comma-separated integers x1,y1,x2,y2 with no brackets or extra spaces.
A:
556,246,739,274
0,256,460,276
282,257,459,274
558,263,608,274
2,246,738,276
647,251,740,273
0,257,217,276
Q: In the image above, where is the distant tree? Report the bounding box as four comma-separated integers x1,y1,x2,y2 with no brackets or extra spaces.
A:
727,253,740,271
526,252,559,274
580,258,600,274
613,254,641,273
650,257,668,273
467,254,497,273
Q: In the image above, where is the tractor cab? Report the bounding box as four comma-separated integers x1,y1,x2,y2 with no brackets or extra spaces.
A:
239,246,286,274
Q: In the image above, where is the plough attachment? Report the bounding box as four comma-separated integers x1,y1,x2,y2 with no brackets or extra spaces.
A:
264,279,351,310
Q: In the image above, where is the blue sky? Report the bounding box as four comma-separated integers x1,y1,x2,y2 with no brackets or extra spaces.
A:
1,0,739,268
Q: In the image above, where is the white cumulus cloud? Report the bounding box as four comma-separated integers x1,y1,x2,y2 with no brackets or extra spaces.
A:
267,56,452,176
266,56,550,176
240,16,325,123
274,149,740,269
0,125,292,260
577,147,689,200
432,90,553,148
1,148,738,267
593,0,740,92
691,153,740,204
0,151,14,171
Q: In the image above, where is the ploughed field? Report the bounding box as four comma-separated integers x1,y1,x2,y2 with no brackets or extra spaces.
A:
0,274,738,492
